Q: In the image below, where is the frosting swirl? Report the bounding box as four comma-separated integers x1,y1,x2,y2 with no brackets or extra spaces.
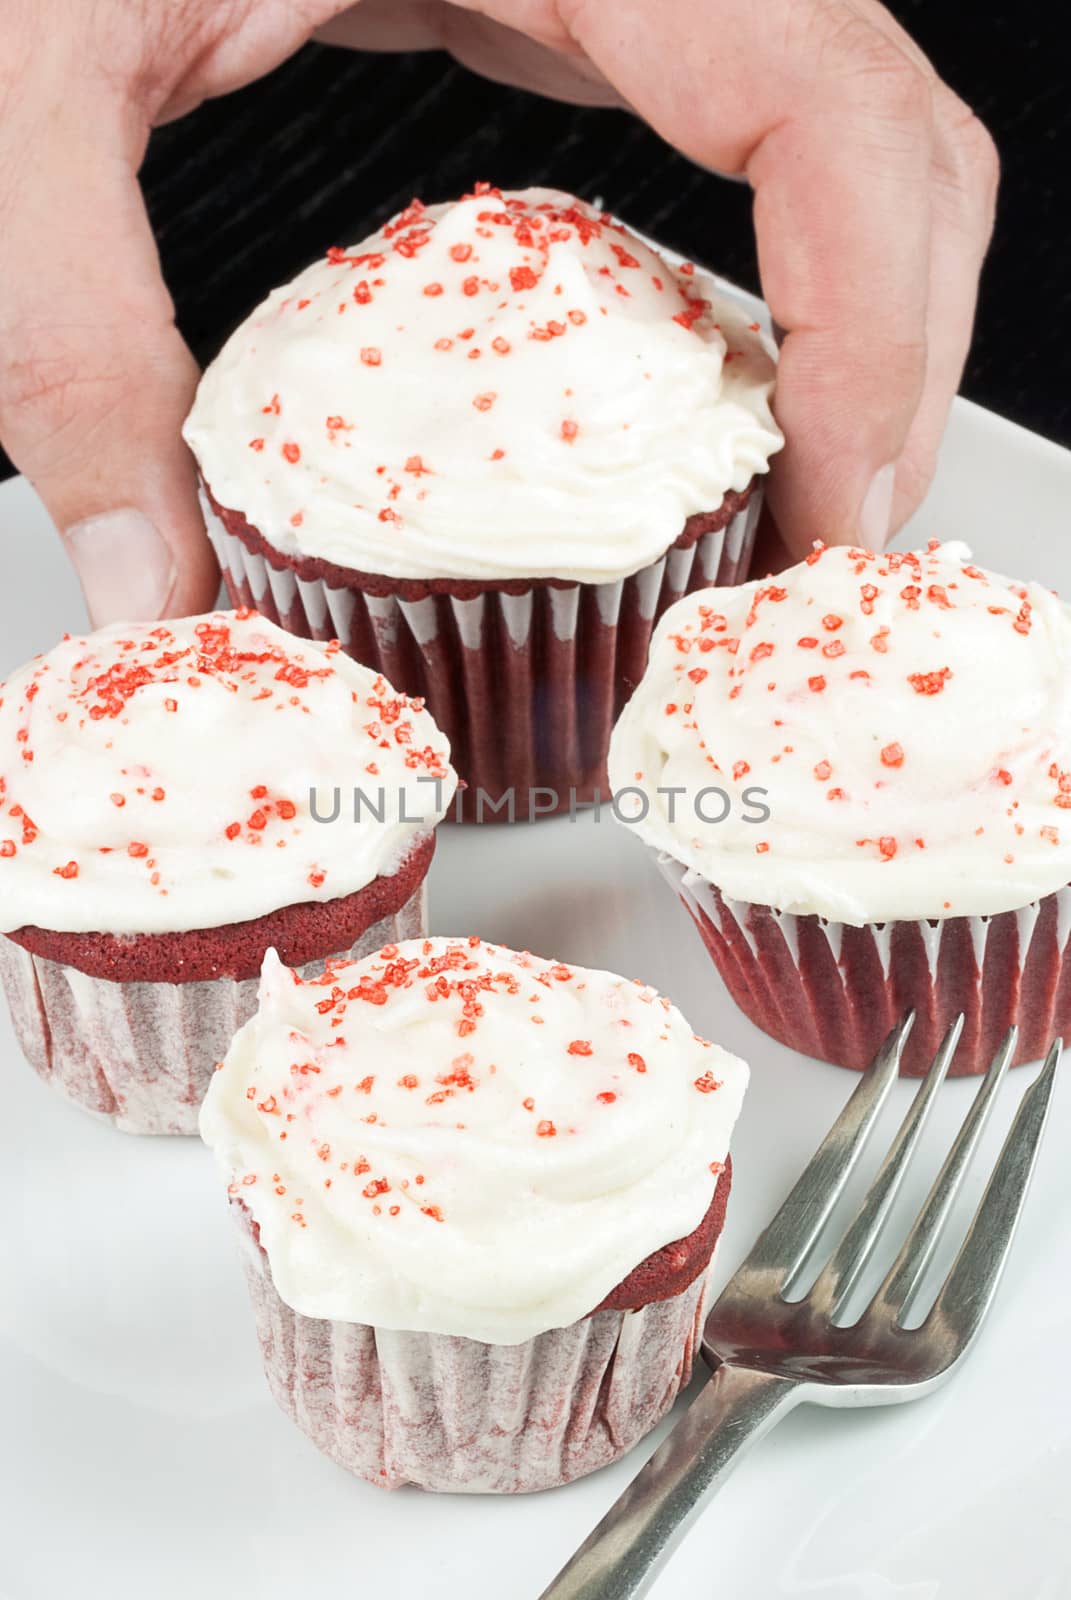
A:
609,541,1071,924
200,937,748,1343
0,611,455,935
184,184,781,584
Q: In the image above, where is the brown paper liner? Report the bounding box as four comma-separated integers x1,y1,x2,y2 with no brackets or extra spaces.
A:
202,486,762,821
658,853,1071,1076
0,886,426,1135
235,1202,718,1494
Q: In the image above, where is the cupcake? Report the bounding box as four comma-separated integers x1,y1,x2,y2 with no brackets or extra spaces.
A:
200,936,748,1492
0,611,456,1133
608,540,1071,1077
183,183,781,821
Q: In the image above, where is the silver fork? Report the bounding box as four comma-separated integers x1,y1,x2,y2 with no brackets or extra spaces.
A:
540,1016,1061,1600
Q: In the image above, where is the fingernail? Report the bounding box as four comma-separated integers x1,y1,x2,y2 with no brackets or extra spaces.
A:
858,463,897,550
62,509,176,628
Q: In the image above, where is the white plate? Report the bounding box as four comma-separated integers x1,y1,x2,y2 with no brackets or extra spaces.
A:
1,396,1070,1600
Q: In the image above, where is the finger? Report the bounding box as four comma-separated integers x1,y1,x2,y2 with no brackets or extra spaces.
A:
315,0,445,53
888,88,999,524
554,0,936,554
0,90,219,625
316,1,624,108
845,3,1000,524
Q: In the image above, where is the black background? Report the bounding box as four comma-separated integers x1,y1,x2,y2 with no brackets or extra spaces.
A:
1,1,1067,484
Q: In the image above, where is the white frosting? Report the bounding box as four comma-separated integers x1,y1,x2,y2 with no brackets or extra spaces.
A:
183,185,781,584
200,937,748,1343
0,611,456,935
609,542,1071,924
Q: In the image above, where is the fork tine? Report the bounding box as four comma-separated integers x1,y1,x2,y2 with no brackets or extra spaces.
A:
927,1039,1060,1351
870,1025,1017,1326
745,1014,913,1293
808,1014,963,1319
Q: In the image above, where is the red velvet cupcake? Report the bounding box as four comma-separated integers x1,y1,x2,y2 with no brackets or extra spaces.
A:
183,185,781,820
0,611,456,1133
200,937,749,1492
609,541,1071,1076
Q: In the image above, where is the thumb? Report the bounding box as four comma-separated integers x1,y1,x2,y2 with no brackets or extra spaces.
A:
0,94,218,626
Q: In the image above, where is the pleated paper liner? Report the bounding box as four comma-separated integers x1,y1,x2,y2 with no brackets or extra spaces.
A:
203,485,762,822
235,1202,718,1494
0,886,426,1136
657,852,1071,1077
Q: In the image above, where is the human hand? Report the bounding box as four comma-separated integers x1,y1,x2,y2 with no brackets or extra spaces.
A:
0,0,997,626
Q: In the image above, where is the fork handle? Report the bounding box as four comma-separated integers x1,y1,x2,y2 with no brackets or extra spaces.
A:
538,1364,801,1600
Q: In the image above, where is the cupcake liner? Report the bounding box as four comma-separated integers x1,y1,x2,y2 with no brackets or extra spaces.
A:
236,1204,716,1494
202,488,762,821
657,852,1071,1077
0,885,426,1136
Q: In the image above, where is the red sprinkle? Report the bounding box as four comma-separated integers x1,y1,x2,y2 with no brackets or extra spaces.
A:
908,667,952,696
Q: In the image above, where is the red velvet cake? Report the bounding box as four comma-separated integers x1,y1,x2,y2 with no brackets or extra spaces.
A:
183,185,781,820
609,540,1071,1075
0,612,456,1132
200,937,749,1491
